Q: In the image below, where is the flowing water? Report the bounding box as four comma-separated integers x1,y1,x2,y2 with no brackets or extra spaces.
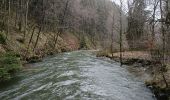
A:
0,51,155,100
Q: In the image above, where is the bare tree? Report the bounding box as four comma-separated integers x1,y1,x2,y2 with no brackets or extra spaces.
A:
23,0,30,40
53,0,70,49
151,0,159,50
160,0,168,88
119,0,123,66
33,27,42,52
7,0,11,39
127,0,146,50
111,15,114,58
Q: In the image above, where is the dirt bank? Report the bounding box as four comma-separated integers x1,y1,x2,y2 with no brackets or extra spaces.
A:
0,27,96,63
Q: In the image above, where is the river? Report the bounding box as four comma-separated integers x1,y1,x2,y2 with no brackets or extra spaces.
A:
0,51,156,100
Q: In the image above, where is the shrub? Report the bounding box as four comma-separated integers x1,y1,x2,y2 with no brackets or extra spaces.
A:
0,52,22,81
0,68,10,81
0,32,6,44
80,37,87,49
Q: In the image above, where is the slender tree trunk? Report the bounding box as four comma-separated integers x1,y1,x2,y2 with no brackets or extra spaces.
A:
28,26,36,49
53,0,70,49
160,0,168,88
33,27,41,52
151,0,159,59
7,0,11,39
0,0,5,31
119,0,123,66
2,0,6,31
24,26,36,60
18,0,22,31
111,15,114,58
15,0,19,27
160,0,166,66
33,0,45,52
151,0,159,49
23,0,30,40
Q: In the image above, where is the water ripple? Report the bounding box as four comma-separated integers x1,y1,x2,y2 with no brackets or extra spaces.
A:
0,51,155,100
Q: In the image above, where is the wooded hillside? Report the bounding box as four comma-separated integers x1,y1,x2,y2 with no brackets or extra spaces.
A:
0,0,126,81
0,0,126,56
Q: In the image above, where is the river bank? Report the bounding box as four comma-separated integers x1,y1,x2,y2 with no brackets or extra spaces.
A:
0,28,97,82
97,51,170,100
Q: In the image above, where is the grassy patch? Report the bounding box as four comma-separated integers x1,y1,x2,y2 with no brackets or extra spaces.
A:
0,52,22,81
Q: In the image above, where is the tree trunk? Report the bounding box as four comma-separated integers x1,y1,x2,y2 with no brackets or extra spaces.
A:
119,0,123,66
111,15,114,58
151,0,159,48
23,26,36,60
160,0,168,88
23,0,30,40
53,0,70,49
7,0,11,39
33,27,41,52
18,0,22,31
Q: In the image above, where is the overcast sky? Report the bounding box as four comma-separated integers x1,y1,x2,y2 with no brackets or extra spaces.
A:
112,0,128,13
112,0,160,19
112,0,128,6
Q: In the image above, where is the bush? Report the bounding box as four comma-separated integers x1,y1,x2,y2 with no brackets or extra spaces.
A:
80,37,87,49
0,52,22,81
0,32,6,44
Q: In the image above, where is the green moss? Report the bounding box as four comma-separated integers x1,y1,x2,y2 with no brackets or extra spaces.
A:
0,52,22,82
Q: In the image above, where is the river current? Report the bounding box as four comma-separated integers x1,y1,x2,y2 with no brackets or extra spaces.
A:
0,51,155,100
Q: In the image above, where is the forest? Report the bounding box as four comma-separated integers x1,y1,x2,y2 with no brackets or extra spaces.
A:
0,0,170,100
